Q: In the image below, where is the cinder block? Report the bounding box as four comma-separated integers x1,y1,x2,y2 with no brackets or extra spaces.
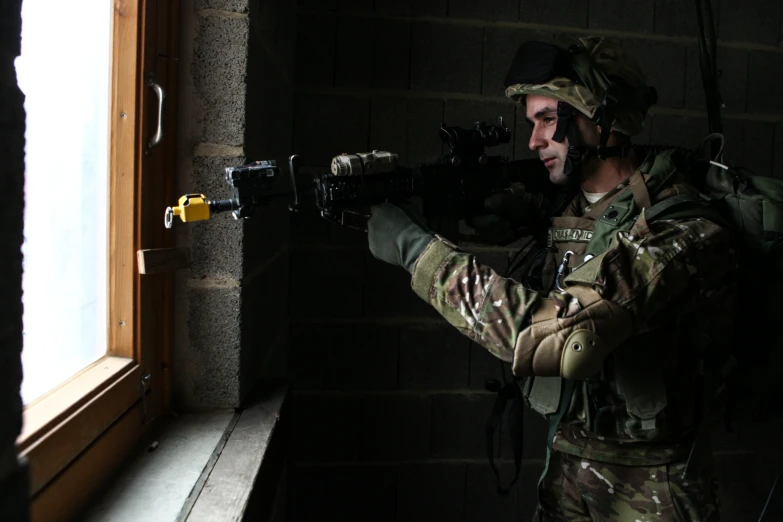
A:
295,14,336,87
684,45,747,113
181,286,242,409
516,461,545,521
717,481,777,522
654,0,718,36
621,39,686,109
327,324,399,390
376,0,411,15
588,0,654,34
288,247,365,319
289,394,362,461
739,120,775,178
274,0,297,82
412,0,447,16
399,325,471,389
649,113,709,150
293,93,370,166
189,156,246,280
465,461,519,521
240,252,289,389
245,52,295,162
713,450,755,482
524,407,550,459
242,200,290,279
449,0,519,21
406,98,444,164
774,123,783,181
335,16,375,88
288,323,327,390
519,0,587,28
443,99,516,160
359,394,432,460
290,209,330,246
483,27,555,98
485,384,546,462
719,0,780,45
363,251,441,319
193,15,249,146
748,51,783,114
719,118,744,165
469,342,510,390
248,3,280,74
373,19,411,90
410,21,483,94
751,452,783,515
397,463,467,522
298,0,338,10
287,465,326,522
432,392,497,458
338,0,374,12
718,119,776,178
370,97,408,163
325,466,396,522
198,0,249,11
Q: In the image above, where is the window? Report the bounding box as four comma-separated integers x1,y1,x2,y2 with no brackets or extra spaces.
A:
18,0,112,406
14,1,179,519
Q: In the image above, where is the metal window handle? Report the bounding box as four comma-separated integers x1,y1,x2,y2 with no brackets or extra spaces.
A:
146,72,167,153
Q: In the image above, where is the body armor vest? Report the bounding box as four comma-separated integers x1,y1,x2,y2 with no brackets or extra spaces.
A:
522,151,714,460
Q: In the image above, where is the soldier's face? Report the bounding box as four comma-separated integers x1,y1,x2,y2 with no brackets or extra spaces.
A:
525,95,570,185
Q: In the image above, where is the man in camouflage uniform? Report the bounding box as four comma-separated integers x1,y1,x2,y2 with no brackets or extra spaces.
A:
367,35,737,521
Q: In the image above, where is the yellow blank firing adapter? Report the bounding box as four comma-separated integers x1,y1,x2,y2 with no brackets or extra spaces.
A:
164,159,283,229
165,194,212,228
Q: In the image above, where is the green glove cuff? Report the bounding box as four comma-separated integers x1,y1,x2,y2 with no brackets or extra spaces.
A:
368,203,435,273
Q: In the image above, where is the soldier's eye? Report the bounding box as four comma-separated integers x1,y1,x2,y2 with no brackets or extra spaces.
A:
543,117,556,125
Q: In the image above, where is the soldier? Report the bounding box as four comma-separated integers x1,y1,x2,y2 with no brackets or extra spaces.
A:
366,36,737,521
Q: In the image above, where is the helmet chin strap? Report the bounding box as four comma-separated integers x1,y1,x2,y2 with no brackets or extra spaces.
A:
551,101,632,179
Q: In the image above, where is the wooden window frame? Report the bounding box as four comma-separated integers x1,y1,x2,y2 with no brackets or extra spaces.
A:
15,1,180,520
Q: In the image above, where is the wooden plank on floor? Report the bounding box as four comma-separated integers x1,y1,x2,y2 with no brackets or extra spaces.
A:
185,386,288,522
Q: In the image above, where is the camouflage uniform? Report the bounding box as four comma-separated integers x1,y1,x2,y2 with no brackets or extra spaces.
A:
406,37,737,521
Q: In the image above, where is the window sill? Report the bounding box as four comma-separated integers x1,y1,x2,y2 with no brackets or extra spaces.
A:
18,356,138,496
81,385,288,522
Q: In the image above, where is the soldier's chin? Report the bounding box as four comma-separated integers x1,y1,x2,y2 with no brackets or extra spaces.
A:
548,164,570,185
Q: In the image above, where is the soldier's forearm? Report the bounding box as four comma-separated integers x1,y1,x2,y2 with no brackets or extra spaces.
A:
410,236,540,364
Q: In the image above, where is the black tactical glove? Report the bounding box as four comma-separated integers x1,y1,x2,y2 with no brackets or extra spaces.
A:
368,202,435,273
467,184,548,245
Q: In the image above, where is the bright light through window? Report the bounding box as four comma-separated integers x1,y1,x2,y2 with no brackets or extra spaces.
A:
16,1,113,405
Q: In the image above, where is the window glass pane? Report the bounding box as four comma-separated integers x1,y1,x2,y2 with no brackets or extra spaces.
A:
16,1,113,405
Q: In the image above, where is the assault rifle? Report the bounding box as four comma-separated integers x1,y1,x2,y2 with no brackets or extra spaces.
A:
164,117,575,236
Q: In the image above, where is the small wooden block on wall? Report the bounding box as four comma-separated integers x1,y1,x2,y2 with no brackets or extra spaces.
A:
137,247,191,275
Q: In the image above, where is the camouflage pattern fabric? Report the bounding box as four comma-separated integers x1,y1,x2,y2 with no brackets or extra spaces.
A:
505,36,648,136
533,450,719,521
409,154,738,466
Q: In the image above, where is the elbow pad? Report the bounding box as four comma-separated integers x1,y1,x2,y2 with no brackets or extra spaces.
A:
513,288,633,379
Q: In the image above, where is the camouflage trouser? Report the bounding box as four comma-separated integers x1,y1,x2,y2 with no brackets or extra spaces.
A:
533,450,720,521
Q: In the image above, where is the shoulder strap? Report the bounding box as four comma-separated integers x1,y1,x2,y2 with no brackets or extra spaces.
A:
644,192,729,229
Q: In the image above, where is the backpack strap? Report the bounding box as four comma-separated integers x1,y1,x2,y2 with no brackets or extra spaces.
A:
644,192,730,229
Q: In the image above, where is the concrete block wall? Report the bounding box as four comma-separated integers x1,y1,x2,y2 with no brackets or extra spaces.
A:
0,1,30,520
286,1,783,520
174,0,296,410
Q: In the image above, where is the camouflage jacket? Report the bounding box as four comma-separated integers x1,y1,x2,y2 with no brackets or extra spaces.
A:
410,152,738,465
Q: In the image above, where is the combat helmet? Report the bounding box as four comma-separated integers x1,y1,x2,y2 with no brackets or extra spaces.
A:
504,35,658,176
